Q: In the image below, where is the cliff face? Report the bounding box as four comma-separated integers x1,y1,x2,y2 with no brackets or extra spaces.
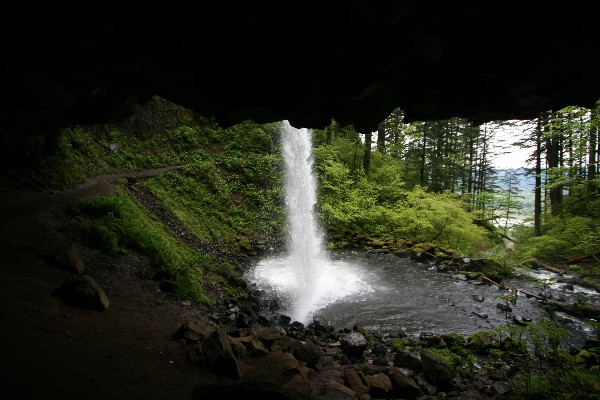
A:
3,2,600,155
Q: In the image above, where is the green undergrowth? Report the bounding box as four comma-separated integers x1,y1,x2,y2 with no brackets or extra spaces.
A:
35,96,219,189
474,319,600,399
141,128,286,252
48,102,289,308
387,319,600,399
78,182,210,305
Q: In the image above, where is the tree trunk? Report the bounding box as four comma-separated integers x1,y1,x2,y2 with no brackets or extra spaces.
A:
376,121,386,153
534,113,544,236
589,104,598,193
546,112,563,216
420,129,428,185
363,131,372,175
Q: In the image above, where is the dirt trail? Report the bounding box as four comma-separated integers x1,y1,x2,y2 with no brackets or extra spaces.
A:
0,166,222,400
0,166,181,223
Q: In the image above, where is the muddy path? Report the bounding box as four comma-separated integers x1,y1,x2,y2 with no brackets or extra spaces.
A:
0,165,227,400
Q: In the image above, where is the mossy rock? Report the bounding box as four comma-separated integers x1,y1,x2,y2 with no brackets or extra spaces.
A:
412,242,437,254
367,238,387,248
440,332,465,348
498,337,527,356
521,258,542,268
391,337,423,351
581,276,600,291
575,349,598,367
435,251,451,262
467,331,494,354
480,258,510,282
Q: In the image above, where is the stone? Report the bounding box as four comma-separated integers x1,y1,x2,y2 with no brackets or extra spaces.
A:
340,331,367,359
420,349,453,387
202,328,241,379
55,274,109,311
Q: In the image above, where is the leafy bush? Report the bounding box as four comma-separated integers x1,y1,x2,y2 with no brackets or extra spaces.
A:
517,215,600,261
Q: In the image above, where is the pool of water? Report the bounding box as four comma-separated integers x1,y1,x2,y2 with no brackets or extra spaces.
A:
245,250,599,345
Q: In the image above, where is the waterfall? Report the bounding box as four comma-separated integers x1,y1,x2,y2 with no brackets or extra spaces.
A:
245,120,371,325
281,120,327,300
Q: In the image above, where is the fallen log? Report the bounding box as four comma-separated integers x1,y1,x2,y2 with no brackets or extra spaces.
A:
481,275,546,301
544,301,600,320
481,275,600,320
563,252,600,265
482,275,504,288
520,258,561,273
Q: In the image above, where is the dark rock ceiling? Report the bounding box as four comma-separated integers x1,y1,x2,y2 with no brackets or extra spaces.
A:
2,2,600,139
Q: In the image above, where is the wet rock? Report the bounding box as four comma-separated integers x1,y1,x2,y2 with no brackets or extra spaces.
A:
177,321,210,342
286,321,306,339
512,315,529,326
186,342,205,365
272,314,292,327
202,328,241,379
235,311,252,329
395,350,422,370
343,367,370,397
320,380,358,400
490,381,512,396
420,332,445,348
307,318,336,337
367,372,392,398
292,339,323,368
256,326,285,347
237,335,270,357
387,367,422,399
340,331,367,359
420,349,453,387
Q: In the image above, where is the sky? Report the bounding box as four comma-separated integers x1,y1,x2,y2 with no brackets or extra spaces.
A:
492,138,532,169
485,120,534,170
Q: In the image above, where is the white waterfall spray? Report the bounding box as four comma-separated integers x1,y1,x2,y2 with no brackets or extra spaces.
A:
281,120,327,301
245,120,371,324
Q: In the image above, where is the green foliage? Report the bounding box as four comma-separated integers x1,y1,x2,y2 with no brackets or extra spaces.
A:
315,143,493,253
513,319,600,399
393,187,491,253
516,214,600,261
429,347,476,376
223,120,280,154
35,104,287,308
470,319,600,399
37,123,212,189
144,127,285,254
466,331,495,354
78,184,210,304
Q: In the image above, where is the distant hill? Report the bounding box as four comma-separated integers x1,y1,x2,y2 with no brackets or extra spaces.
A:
493,167,537,220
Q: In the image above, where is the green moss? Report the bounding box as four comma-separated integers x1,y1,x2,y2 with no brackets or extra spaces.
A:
429,347,476,376
466,331,494,354
78,184,210,305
